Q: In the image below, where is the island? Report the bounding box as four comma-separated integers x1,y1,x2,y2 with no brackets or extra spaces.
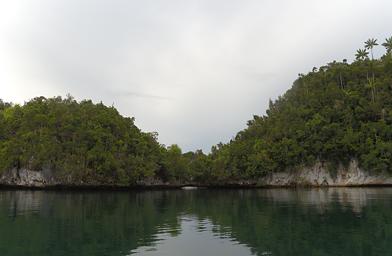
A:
1,37,392,188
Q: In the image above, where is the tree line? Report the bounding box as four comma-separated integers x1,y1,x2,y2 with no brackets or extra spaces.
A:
1,37,392,185
201,37,392,183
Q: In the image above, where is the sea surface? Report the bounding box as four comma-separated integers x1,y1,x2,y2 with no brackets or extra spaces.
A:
0,188,391,256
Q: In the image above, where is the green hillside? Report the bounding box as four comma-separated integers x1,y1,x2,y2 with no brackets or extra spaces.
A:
203,37,392,182
1,37,392,186
0,96,165,185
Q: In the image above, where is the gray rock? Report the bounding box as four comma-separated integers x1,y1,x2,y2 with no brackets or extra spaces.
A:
0,168,49,187
1,160,391,187
260,160,392,186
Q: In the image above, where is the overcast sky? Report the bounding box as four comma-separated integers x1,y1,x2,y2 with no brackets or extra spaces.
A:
1,0,392,152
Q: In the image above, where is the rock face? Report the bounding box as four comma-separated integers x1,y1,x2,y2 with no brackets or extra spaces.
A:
0,160,391,187
260,160,392,186
0,168,51,187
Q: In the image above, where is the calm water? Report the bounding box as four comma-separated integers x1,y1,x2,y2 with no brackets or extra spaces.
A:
0,188,392,256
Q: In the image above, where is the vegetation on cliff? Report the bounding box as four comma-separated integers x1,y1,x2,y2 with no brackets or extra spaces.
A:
0,96,164,185
204,37,392,182
1,37,392,185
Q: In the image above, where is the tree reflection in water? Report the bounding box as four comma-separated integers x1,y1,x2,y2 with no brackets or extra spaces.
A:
0,188,391,256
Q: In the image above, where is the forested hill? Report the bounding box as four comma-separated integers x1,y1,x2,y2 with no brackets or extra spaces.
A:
0,97,166,185
0,96,205,185
205,38,392,182
1,38,392,187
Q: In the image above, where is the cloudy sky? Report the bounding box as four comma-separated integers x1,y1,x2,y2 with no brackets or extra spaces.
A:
1,0,391,152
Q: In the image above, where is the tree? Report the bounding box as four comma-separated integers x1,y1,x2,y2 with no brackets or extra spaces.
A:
365,38,378,60
382,37,392,55
355,49,369,61
364,39,379,102
163,144,190,182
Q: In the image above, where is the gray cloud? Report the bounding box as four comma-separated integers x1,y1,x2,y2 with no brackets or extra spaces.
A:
1,0,392,152
117,91,173,101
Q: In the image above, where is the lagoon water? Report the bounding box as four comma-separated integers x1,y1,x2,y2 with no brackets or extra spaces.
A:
0,188,392,256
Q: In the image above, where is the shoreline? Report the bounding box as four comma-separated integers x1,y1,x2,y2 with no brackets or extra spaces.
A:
2,183,392,191
3,161,392,190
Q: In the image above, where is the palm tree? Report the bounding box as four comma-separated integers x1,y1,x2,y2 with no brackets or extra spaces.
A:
382,37,392,55
365,38,378,60
366,77,376,103
364,39,379,101
356,48,375,102
355,49,369,61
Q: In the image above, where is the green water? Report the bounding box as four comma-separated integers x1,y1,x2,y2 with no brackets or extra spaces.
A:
0,188,392,256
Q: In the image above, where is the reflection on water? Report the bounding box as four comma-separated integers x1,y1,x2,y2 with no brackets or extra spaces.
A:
260,187,392,213
0,188,392,256
130,216,256,256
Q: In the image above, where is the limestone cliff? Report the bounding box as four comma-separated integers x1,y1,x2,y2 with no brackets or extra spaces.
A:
260,160,392,186
1,160,391,187
0,168,51,187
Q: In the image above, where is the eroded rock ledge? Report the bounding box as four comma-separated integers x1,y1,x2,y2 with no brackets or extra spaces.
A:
260,160,392,186
1,160,391,188
0,168,52,187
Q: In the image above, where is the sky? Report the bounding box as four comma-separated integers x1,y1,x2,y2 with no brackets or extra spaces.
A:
1,0,392,152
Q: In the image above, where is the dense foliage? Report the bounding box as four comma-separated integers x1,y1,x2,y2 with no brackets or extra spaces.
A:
204,38,392,182
1,38,392,185
0,96,164,185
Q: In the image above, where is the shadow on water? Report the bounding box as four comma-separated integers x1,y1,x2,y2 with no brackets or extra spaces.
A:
0,188,392,256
